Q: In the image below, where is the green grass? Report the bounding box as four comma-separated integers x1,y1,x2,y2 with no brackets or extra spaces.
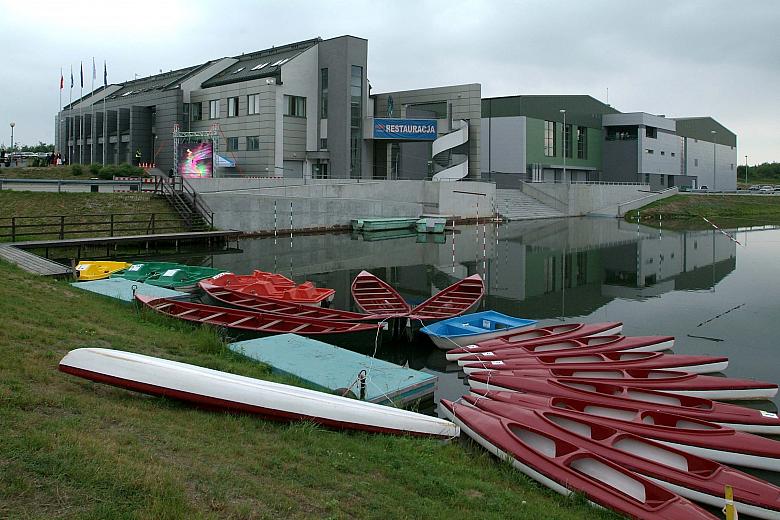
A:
0,191,185,241
625,194,780,229
0,165,97,180
0,260,624,519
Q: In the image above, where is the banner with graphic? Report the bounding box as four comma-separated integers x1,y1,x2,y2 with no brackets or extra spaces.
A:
373,118,438,140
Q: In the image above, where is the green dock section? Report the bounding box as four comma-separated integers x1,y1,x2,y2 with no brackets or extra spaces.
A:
229,333,437,406
71,278,188,302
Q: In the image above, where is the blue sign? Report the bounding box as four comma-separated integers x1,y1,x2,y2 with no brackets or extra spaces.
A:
373,118,438,140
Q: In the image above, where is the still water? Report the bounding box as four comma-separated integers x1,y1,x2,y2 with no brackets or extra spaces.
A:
187,216,780,412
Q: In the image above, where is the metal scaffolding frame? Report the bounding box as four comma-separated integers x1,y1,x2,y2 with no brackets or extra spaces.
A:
172,123,220,177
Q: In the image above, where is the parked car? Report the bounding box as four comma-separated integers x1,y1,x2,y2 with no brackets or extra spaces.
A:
749,185,761,191
759,185,774,193
774,185,780,192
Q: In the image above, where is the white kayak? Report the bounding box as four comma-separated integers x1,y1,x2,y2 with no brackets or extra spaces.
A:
59,348,459,439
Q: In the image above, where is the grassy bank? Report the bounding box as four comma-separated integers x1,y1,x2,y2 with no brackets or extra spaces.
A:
0,260,621,519
0,164,146,180
0,191,185,241
625,194,780,229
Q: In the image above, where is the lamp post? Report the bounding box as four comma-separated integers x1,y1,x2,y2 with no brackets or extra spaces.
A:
711,130,717,190
560,109,566,183
745,155,748,186
9,122,15,152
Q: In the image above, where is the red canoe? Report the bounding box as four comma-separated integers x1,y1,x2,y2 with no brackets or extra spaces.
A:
350,270,411,317
437,399,714,520
199,281,377,322
408,274,484,320
467,367,779,401
135,294,380,335
461,392,780,472
445,322,624,361
455,335,675,365
204,271,335,306
471,380,780,435
461,351,729,375
448,398,780,519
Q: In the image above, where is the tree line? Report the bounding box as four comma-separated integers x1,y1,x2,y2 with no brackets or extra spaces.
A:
737,162,780,181
2,142,55,153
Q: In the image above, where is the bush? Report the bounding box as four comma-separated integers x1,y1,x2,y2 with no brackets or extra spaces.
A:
116,163,136,177
88,163,102,176
71,164,84,176
98,165,117,180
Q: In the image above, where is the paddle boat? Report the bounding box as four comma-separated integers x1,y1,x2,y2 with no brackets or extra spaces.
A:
472,382,780,435
415,216,447,234
448,397,780,519
420,311,537,350
438,399,713,520
143,265,226,292
110,262,181,282
59,348,458,438
462,393,780,472
205,271,335,306
136,294,379,335
350,217,418,232
74,261,132,281
445,322,624,361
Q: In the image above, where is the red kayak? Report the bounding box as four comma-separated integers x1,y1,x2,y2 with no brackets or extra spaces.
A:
135,294,379,335
470,380,780,435
446,398,780,519
461,351,729,375
460,392,780,472
408,274,484,320
350,270,411,317
199,281,377,321
446,322,624,361
455,335,675,365
437,399,715,520
203,271,335,306
467,367,779,401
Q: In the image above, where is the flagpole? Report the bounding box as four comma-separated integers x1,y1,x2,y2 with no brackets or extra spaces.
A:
79,61,84,165
69,65,73,165
102,60,107,166
59,68,62,157
90,57,95,163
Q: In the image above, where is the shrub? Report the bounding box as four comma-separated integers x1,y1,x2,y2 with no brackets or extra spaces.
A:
98,165,117,180
71,164,84,176
117,162,136,176
88,163,102,176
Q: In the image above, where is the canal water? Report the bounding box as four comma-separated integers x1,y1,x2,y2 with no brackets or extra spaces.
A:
183,216,780,414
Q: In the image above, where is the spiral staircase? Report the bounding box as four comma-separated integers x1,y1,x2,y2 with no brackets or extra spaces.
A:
431,120,469,181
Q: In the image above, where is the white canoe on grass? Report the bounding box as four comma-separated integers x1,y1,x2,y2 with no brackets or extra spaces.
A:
59,348,459,439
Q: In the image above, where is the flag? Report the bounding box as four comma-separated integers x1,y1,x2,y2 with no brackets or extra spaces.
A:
92,57,96,80
70,65,73,89
103,61,107,87
60,69,63,90
80,62,83,88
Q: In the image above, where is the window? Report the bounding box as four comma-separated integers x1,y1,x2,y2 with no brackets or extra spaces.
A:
284,95,306,117
251,62,269,71
227,97,238,117
320,68,328,119
646,126,657,138
730,163,734,170
660,151,665,156
320,138,327,150
226,137,238,151
671,152,676,157
313,163,329,179
247,94,260,115
209,99,220,119
408,101,447,119
645,149,654,154
576,126,587,159
544,120,556,157
350,65,363,179
694,158,699,167
231,67,245,74
191,102,202,121
246,136,259,151
563,124,572,158
271,58,289,66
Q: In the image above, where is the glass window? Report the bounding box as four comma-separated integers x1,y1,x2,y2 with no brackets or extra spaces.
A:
246,136,259,151
694,158,699,167
227,97,238,117
408,101,447,119
646,126,657,138
191,102,202,121
226,137,238,151
350,65,363,179
247,94,260,115
320,138,327,150
320,68,328,119
563,124,572,158
209,99,220,119
544,120,556,157
646,149,654,154
313,163,329,179
576,126,587,159
284,95,306,117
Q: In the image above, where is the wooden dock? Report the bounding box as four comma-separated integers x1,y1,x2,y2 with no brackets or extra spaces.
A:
229,334,438,406
0,244,72,277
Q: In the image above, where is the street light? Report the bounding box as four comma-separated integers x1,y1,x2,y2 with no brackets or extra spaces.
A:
710,130,717,190
560,109,566,183
745,155,748,186
9,122,15,152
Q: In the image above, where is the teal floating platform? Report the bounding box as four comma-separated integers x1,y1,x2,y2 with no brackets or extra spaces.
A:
71,278,188,302
229,333,437,406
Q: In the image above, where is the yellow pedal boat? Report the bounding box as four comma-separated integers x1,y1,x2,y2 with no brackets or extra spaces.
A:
75,261,132,281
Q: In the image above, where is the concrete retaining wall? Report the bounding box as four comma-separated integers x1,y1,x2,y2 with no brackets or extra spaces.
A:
522,183,654,217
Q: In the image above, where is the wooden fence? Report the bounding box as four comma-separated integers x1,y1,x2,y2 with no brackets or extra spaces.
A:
0,213,185,242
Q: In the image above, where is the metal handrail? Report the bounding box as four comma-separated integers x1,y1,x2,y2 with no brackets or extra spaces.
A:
617,187,678,217
516,180,569,214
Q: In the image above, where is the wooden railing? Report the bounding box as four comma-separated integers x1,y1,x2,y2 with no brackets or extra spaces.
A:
0,213,186,242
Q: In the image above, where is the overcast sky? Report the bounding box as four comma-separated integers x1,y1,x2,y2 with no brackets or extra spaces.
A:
0,0,777,163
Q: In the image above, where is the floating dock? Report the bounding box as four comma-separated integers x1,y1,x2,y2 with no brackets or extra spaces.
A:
229,333,437,406
71,278,187,302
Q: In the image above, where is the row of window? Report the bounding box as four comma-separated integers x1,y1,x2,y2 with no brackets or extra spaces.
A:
645,149,677,157
544,121,588,159
188,94,306,121
225,136,261,151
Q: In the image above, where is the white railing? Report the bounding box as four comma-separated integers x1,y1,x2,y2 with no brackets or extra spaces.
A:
432,120,469,181
617,187,678,217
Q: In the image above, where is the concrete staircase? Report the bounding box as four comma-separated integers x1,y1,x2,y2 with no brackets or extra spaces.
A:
495,188,566,221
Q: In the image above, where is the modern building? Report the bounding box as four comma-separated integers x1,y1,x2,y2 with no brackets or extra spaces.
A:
481,94,737,190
